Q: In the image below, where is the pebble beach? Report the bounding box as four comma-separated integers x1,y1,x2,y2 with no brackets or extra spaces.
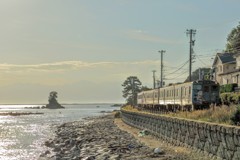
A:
39,114,210,160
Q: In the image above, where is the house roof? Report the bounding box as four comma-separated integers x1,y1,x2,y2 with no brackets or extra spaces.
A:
218,53,236,63
212,52,236,67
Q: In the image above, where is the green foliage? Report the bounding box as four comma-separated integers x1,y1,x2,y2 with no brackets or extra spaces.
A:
220,85,225,93
122,76,142,106
231,105,240,125
141,86,152,91
46,91,64,108
232,93,240,103
114,111,121,118
48,91,58,104
220,83,238,93
226,84,237,92
226,22,240,53
227,93,233,103
220,92,240,104
220,93,230,104
124,104,237,125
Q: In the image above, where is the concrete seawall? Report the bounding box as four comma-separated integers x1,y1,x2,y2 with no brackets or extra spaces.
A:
121,110,240,160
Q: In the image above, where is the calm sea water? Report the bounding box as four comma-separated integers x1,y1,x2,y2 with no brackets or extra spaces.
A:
0,104,120,160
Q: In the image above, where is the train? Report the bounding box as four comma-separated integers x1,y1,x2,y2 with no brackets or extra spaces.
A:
137,80,220,112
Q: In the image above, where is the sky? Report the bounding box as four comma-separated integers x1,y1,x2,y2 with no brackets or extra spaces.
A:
0,0,239,104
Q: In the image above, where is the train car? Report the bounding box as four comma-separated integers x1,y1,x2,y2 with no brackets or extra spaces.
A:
137,80,220,112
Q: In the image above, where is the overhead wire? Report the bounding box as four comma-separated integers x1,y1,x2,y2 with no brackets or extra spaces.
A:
164,60,189,75
165,70,189,80
196,55,209,66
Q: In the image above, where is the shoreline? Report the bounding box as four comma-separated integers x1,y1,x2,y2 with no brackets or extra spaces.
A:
39,113,210,160
0,111,44,116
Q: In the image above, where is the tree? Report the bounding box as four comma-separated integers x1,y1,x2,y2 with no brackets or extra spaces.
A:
141,86,152,91
184,68,211,82
48,91,58,105
122,76,142,106
226,22,240,53
46,91,64,109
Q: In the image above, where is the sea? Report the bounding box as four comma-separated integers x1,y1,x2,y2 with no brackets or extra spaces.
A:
0,104,120,160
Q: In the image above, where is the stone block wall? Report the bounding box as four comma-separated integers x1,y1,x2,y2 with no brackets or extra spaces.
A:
121,110,240,160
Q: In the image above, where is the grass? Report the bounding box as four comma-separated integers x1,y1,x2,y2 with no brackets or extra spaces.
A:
168,105,236,125
122,105,239,126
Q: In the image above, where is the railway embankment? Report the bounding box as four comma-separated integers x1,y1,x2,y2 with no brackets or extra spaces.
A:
121,109,240,160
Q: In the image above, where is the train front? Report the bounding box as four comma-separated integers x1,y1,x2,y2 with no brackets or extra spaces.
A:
192,80,220,109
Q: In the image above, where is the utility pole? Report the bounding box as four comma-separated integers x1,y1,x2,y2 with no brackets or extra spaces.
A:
186,29,196,82
152,70,156,89
158,50,165,88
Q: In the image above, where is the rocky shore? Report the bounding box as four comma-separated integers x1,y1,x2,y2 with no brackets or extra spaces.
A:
0,112,44,116
39,114,209,160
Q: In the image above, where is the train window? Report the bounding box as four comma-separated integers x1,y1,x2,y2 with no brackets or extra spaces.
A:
193,85,202,90
204,86,209,92
189,86,191,94
212,85,218,91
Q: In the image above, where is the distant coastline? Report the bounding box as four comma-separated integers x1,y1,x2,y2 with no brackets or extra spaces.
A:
0,103,123,105
111,104,123,107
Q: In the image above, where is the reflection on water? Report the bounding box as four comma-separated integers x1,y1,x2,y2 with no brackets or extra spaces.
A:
0,104,119,160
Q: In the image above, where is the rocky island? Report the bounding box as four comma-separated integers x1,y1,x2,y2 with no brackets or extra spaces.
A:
45,91,64,109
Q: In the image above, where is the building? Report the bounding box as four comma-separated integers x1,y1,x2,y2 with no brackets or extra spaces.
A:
212,53,240,85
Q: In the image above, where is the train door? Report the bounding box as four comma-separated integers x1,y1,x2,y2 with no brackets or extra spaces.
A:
203,85,210,103
173,85,175,105
163,89,165,105
143,93,146,104
152,92,155,105
180,87,183,106
188,85,191,104
210,85,219,103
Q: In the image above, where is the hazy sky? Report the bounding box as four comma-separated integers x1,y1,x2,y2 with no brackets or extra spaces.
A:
0,0,239,104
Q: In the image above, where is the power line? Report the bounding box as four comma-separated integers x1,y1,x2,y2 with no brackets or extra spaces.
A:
164,60,190,69
165,60,189,75
165,70,189,80
196,55,208,66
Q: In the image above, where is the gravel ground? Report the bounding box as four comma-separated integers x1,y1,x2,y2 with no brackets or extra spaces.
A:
39,114,211,160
